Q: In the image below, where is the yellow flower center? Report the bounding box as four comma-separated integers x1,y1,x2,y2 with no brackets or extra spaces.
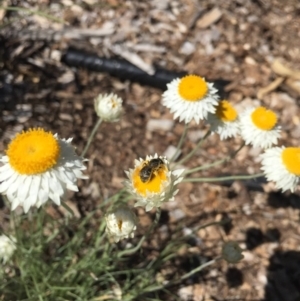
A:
282,147,300,176
132,161,168,196
178,75,208,101
251,107,277,130
215,100,238,122
7,128,60,175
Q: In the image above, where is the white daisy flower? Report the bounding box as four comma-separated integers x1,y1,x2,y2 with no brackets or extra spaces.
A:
206,100,240,140
240,107,281,149
94,93,123,122
105,206,137,243
162,75,219,124
0,128,88,213
261,146,300,192
125,154,184,212
0,235,16,263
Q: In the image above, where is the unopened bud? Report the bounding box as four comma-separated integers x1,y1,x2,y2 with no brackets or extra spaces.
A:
105,206,137,243
0,235,16,263
94,93,123,122
222,241,244,263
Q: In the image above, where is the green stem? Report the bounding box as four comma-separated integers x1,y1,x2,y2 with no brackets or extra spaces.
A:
175,129,211,166
184,142,245,175
10,210,38,300
170,124,189,162
81,118,103,157
117,208,161,258
183,172,265,183
0,6,66,24
140,256,222,295
31,274,44,301
181,256,222,280
61,202,74,219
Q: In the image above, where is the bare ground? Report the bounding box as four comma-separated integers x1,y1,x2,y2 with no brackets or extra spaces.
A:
1,0,300,300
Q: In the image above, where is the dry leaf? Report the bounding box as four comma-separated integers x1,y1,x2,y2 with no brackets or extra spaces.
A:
286,78,300,95
197,8,222,28
110,45,155,75
272,59,300,81
257,77,285,99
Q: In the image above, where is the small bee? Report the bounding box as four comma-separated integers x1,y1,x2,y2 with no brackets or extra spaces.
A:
139,158,165,183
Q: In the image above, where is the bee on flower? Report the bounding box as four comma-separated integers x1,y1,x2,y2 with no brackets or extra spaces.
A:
162,75,219,124
239,106,281,149
0,128,88,213
206,100,240,140
125,154,184,212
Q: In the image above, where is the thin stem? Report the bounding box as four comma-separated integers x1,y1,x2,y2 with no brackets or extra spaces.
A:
117,208,161,258
61,202,74,218
81,118,103,157
175,129,211,166
170,124,189,162
31,274,44,301
10,209,33,300
181,256,222,281
141,256,222,295
183,172,265,183
184,142,245,176
10,205,22,245
0,6,66,24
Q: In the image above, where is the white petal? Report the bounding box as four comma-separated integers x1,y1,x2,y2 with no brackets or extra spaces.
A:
0,165,15,181
11,197,21,210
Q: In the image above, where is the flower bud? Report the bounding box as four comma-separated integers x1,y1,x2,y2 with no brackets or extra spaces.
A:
105,206,137,243
222,241,244,263
0,235,16,263
94,93,123,122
